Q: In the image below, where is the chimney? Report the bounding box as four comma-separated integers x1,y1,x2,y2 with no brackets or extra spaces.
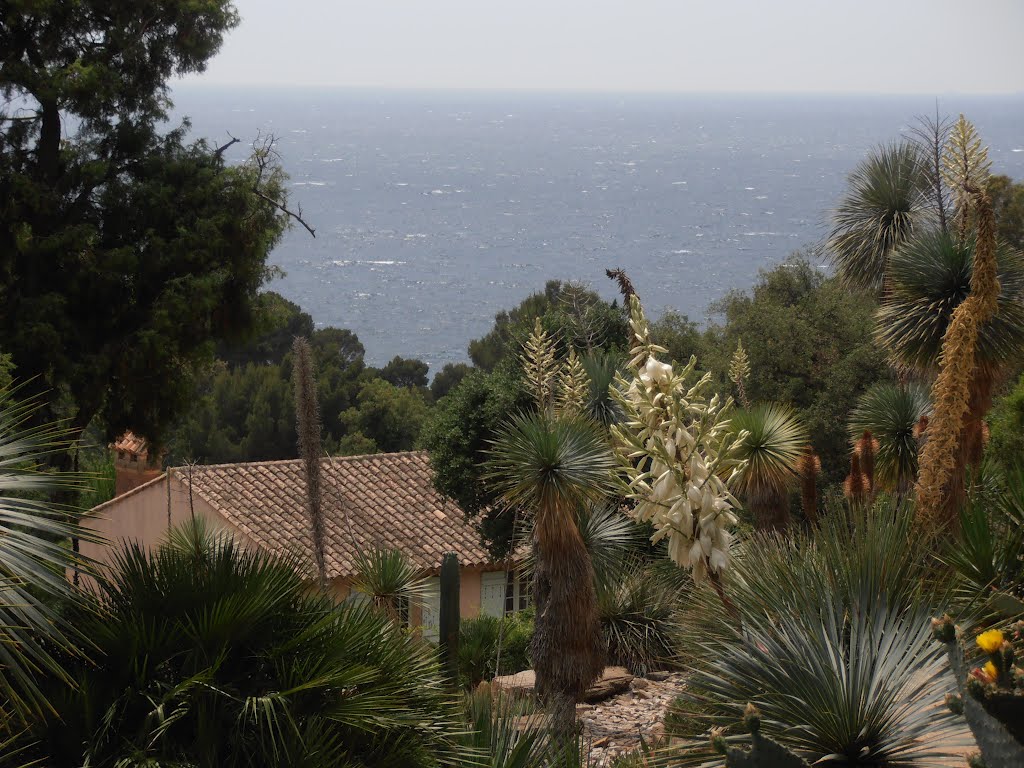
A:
111,432,163,496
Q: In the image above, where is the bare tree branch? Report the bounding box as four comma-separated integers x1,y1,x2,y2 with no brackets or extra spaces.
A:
250,132,316,238
213,132,239,159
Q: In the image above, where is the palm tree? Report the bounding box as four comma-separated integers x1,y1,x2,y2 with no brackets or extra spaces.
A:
730,403,808,531
486,411,619,733
849,382,931,496
19,518,456,767
0,389,94,725
828,141,934,292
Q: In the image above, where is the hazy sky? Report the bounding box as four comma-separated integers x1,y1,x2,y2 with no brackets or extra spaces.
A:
186,0,1024,93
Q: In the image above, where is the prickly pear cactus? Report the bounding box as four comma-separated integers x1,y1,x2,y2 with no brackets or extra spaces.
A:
712,704,810,768
932,617,1024,768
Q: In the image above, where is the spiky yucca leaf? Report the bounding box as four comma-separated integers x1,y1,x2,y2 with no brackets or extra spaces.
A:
828,141,933,291
351,547,430,622
876,231,1024,376
667,501,968,767
580,350,623,427
486,411,619,545
849,382,931,493
597,559,681,675
941,465,1024,620
729,404,808,530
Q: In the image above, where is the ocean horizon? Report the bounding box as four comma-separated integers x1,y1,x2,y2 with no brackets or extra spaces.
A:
170,87,1024,369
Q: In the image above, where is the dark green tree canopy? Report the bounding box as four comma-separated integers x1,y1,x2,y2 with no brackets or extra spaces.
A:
379,355,430,389
468,280,629,371
1,2,296,448
989,174,1024,251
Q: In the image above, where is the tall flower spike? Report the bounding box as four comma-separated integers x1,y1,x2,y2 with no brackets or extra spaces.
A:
915,182,1000,529
729,340,751,409
942,115,991,240
556,346,590,417
521,317,559,411
611,294,745,584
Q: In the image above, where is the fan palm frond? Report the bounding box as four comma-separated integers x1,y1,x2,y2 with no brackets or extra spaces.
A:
849,382,931,493
0,389,97,722
828,141,934,291
730,403,808,530
18,518,458,767
876,231,1024,376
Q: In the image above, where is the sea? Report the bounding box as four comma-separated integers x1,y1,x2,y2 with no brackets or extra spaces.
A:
169,88,1024,370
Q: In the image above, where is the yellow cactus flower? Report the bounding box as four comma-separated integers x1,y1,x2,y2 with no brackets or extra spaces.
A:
977,629,1005,654
983,661,998,681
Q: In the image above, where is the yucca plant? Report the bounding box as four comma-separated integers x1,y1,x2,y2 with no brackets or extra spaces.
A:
351,547,430,623
597,558,681,675
581,350,624,427
729,403,808,531
849,382,931,495
0,389,96,726
486,410,619,731
459,684,552,768
666,500,969,766
577,503,647,591
941,465,1024,621
828,141,933,292
876,231,1024,388
19,518,457,768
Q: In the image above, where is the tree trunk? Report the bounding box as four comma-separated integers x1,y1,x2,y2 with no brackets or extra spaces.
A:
531,512,604,735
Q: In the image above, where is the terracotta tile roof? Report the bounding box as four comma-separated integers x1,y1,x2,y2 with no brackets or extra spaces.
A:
169,451,490,579
112,431,148,456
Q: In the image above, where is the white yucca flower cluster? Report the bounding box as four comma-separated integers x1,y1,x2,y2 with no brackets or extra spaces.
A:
610,295,746,583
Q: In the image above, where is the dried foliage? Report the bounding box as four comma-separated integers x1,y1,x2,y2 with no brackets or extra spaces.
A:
916,129,999,528
797,447,821,524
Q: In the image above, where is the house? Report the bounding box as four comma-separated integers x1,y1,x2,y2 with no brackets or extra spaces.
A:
81,449,529,639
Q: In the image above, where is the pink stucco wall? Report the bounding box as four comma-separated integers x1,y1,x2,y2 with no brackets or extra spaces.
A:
80,478,493,623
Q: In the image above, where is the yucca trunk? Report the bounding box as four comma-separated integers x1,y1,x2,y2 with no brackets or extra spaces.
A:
747,485,789,532
532,502,604,734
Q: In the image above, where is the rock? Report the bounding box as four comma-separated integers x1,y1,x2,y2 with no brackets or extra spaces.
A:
646,670,671,682
582,666,634,703
490,669,535,697
630,677,650,691
493,666,635,704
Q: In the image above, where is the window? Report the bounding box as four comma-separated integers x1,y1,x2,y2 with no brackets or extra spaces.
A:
504,571,532,614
